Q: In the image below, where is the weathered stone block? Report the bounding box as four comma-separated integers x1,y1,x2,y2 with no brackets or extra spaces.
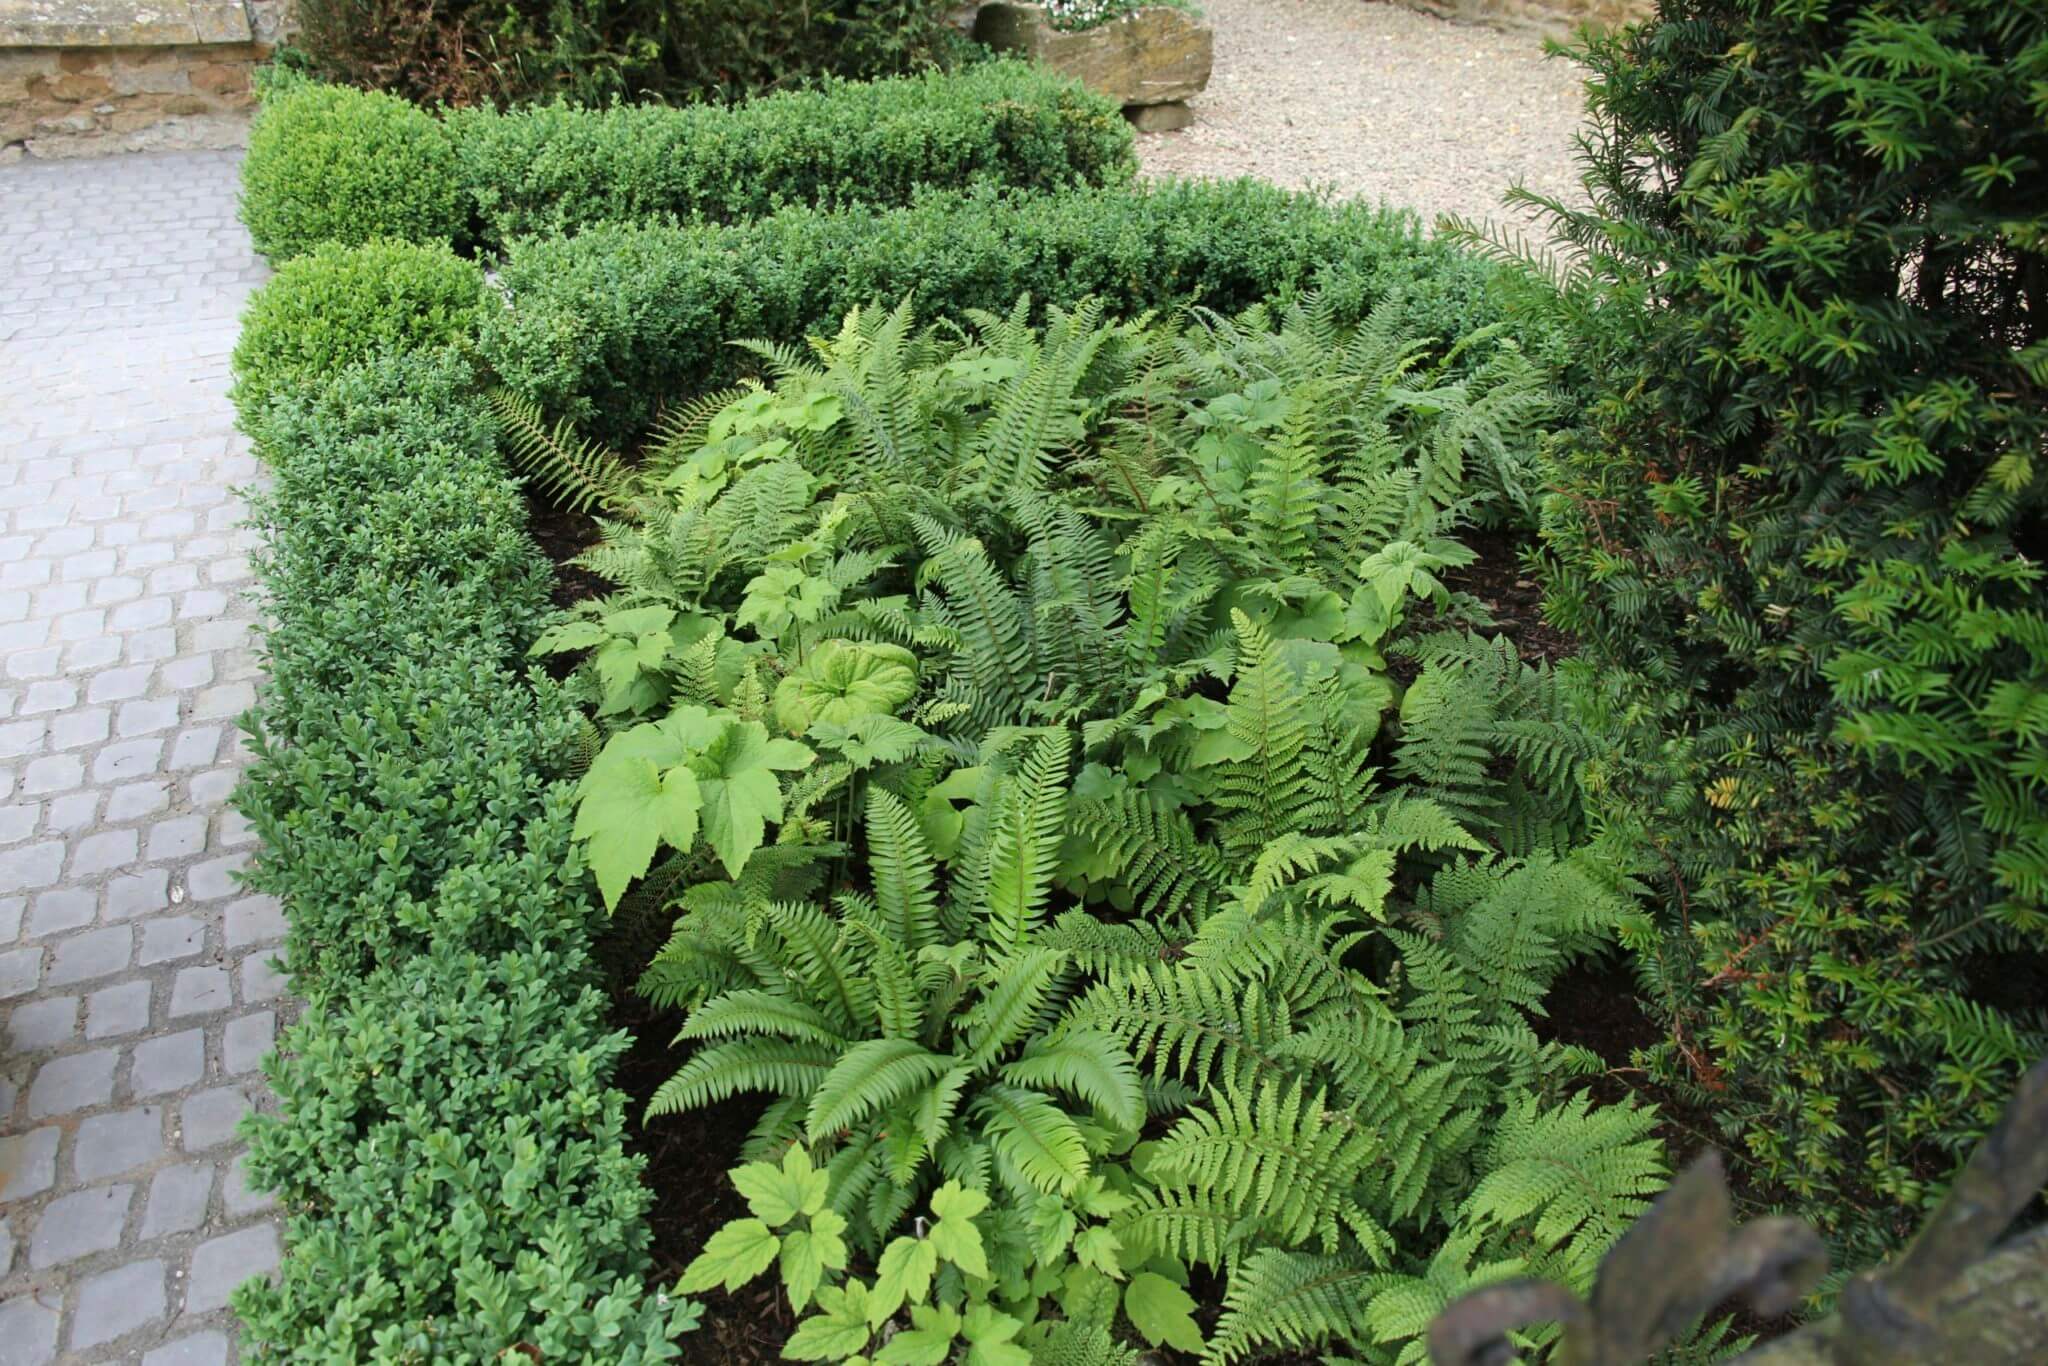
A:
1125,99,1192,133
974,3,1212,107
47,71,113,101
0,0,252,48
187,60,243,95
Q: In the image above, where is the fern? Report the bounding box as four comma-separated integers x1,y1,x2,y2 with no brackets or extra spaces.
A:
491,387,635,516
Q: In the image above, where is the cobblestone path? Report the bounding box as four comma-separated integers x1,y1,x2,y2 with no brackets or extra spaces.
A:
1,151,282,1365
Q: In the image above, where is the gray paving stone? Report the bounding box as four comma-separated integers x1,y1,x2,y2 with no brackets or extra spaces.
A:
0,1294,60,1366
8,994,77,1050
106,779,171,822
20,755,82,796
26,886,96,937
185,853,246,902
223,894,283,948
0,803,38,843
179,1086,248,1151
0,1127,60,1201
142,1331,229,1366
84,664,151,704
104,866,170,920
0,944,43,998
222,1009,274,1075
117,696,183,737
0,894,22,941
84,978,151,1039
46,925,130,985
69,826,138,877
73,1106,165,1181
91,737,164,784
0,1216,12,1275
48,704,111,749
27,1183,132,1268
44,790,99,833
132,1027,206,1097
166,725,220,770
220,1153,276,1218
69,1257,167,1350
169,964,229,1017
0,838,65,890
26,1046,117,1117
145,813,208,863
184,1223,279,1314
139,914,205,965
238,950,285,1002
186,767,239,808
138,1162,213,1241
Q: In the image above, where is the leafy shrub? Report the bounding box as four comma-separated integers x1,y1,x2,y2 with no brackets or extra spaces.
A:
229,347,698,1355
239,80,461,262
289,0,964,109
522,297,1657,1362
230,240,484,425
1520,0,2048,1255
238,65,1133,258
446,60,1134,247
481,180,1541,444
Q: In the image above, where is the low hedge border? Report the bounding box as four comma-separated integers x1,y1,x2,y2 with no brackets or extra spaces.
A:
227,347,696,1359
224,114,1552,1356
482,178,1555,444
240,60,1135,261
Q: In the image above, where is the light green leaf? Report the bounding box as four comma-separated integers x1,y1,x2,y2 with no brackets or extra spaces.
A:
1124,1271,1204,1352
960,1303,1030,1366
781,1227,838,1313
573,754,661,912
873,1305,960,1366
691,719,815,878
729,1158,802,1228
528,618,608,655
928,1182,990,1279
869,1235,938,1327
775,640,921,735
1074,1225,1124,1279
676,1217,778,1295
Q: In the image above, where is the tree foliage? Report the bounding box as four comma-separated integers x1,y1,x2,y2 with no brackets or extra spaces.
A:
1513,0,2048,1257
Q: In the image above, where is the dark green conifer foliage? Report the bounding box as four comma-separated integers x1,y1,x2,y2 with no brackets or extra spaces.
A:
1522,0,2048,1254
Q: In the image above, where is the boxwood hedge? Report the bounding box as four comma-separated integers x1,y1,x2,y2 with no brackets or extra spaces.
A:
239,60,1133,261
225,67,1550,1359
481,178,1542,443
229,347,696,1359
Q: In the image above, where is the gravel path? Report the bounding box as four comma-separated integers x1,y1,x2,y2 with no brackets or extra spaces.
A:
1134,0,1589,231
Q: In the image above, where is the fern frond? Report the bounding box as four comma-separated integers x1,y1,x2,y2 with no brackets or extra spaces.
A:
491,387,634,516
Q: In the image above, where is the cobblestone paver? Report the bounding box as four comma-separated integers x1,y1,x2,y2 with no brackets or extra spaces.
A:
1,152,280,1364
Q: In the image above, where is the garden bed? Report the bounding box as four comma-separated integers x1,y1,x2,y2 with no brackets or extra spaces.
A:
224,58,1662,1359
223,8,2048,1359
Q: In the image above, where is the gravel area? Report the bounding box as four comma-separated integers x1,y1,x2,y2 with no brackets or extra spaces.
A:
1134,0,1590,231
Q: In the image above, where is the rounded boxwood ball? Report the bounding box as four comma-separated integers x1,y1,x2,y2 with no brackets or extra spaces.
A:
240,82,463,262
231,239,486,426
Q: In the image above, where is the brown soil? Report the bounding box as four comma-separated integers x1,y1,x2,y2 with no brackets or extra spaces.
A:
611,996,799,1365
1445,527,1577,665
522,489,608,610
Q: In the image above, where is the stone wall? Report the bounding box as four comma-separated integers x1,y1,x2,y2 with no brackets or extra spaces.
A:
1388,0,1648,39
0,0,290,158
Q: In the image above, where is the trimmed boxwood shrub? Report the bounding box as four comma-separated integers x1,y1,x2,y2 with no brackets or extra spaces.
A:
447,60,1134,247
229,349,696,1357
238,63,1134,259
240,81,463,262
480,178,1540,443
230,240,485,425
